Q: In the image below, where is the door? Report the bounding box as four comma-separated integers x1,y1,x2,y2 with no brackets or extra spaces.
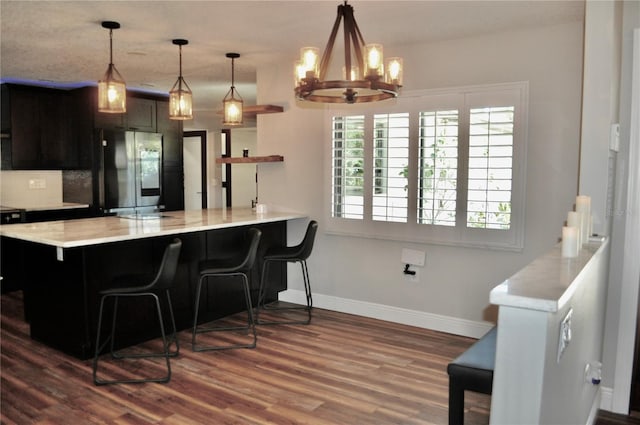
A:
183,131,207,210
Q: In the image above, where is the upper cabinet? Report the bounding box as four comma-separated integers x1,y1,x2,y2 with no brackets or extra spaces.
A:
1,84,90,170
0,85,174,171
94,94,157,132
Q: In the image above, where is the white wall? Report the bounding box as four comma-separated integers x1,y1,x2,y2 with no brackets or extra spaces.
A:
256,20,584,334
230,127,258,208
600,0,640,414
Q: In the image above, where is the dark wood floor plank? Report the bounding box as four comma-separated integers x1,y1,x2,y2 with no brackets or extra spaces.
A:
1,291,638,424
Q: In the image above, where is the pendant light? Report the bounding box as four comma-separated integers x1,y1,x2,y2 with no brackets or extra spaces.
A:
98,21,126,113
169,39,193,120
294,1,403,104
222,53,243,126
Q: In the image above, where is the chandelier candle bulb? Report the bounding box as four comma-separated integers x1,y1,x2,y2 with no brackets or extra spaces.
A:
385,57,403,85
567,211,583,247
365,44,384,77
300,47,319,79
294,61,306,85
562,226,579,258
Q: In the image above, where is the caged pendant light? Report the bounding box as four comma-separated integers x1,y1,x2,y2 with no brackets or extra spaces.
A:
222,53,243,126
294,1,403,104
169,39,193,120
98,21,126,113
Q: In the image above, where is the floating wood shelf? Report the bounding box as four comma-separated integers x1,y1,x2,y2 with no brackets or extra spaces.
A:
216,104,284,116
216,155,284,164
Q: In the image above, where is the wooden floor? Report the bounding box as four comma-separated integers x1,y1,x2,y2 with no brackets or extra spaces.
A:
1,290,638,424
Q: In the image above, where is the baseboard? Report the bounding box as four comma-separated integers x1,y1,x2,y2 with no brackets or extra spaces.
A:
587,387,602,425
278,289,494,339
599,386,614,412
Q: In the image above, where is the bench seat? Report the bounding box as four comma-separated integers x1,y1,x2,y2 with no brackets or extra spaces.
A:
447,326,497,425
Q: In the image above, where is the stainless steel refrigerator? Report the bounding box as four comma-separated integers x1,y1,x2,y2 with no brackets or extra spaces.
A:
98,129,163,215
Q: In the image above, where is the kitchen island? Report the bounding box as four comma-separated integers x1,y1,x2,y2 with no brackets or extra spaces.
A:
0,208,307,359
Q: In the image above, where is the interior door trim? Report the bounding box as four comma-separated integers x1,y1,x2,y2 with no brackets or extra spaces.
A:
183,130,207,209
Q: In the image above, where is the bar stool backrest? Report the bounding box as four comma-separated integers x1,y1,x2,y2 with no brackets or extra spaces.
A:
296,220,318,260
146,238,183,291
237,228,262,272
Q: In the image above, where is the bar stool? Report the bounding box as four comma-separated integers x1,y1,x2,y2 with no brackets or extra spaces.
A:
257,220,317,325
192,228,261,351
92,238,182,385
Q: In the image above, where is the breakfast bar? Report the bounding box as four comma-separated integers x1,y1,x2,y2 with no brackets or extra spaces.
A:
0,208,306,359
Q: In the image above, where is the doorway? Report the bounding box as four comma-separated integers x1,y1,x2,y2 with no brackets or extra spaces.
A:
183,130,207,210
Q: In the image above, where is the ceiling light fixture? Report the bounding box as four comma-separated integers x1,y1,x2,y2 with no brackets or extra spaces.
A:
222,52,243,126
294,1,403,104
98,21,126,113
169,39,193,120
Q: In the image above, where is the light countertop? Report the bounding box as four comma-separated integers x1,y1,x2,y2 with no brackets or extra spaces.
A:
489,237,607,312
0,202,89,212
0,208,306,248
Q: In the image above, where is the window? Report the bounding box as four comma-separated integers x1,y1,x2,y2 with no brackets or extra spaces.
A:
418,110,459,226
326,82,528,251
332,115,365,219
372,113,409,223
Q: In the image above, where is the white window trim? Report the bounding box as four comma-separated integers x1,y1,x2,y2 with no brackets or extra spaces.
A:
324,81,529,252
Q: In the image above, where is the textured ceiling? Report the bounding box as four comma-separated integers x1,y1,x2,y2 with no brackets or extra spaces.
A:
0,0,584,126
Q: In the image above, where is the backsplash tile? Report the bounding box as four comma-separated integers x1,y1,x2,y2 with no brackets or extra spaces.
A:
62,170,93,204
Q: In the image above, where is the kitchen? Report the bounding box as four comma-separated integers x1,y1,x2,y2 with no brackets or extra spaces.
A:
0,1,639,424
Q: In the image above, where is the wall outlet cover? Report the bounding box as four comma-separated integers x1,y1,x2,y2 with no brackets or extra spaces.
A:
401,248,425,266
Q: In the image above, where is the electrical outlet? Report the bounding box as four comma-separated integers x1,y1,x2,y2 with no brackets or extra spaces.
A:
557,308,573,363
28,179,46,189
401,248,425,266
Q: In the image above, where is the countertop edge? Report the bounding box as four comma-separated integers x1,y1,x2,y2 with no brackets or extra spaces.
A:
0,209,308,248
489,237,608,313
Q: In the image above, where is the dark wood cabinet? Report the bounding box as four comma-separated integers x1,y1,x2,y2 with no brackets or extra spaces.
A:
2,84,91,170
1,84,184,212
94,93,157,132
127,97,157,131
156,101,184,211
5,220,287,359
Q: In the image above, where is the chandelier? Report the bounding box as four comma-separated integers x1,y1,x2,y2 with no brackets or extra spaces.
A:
294,1,403,104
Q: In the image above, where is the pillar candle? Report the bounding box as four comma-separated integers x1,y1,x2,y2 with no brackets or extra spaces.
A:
575,195,591,243
567,211,582,247
562,226,579,258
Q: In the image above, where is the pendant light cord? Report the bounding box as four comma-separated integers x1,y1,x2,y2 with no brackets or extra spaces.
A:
109,28,114,65
231,56,235,89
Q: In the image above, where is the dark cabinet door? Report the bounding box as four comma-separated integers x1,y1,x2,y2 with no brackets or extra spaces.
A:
10,86,43,169
156,101,184,211
127,97,156,132
7,85,88,170
38,89,73,168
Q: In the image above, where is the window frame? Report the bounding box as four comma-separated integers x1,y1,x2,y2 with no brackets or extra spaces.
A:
324,82,529,251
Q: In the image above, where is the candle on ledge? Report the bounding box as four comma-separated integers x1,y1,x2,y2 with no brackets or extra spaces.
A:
562,226,579,258
567,211,583,247
575,195,591,243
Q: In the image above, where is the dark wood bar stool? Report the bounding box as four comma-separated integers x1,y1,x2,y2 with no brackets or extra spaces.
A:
92,238,182,385
192,228,261,351
257,220,317,325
